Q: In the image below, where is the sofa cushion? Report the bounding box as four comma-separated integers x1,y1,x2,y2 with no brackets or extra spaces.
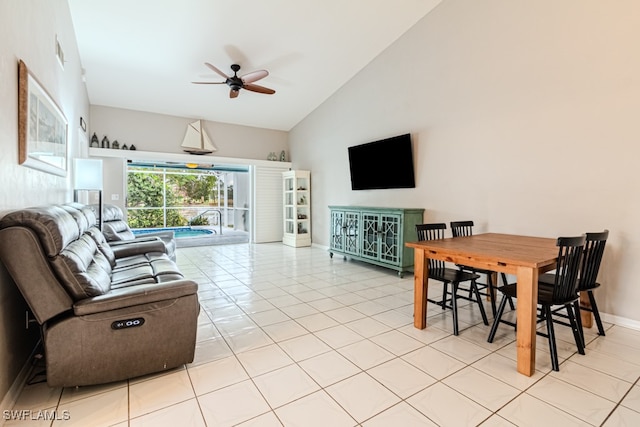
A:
103,219,136,241
111,264,155,286
51,234,112,299
0,206,80,257
85,227,117,267
101,204,136,241
62,203,97,234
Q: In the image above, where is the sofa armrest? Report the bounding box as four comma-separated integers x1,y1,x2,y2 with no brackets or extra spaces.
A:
109,238,166,258
136,230,175,243
73,280,198,316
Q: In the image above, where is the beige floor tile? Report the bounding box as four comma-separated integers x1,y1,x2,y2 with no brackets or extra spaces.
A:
396,323,450,344
442,366,520,411
367,358,435,399
407,382,491,427
343,317,392,338
337,340,395,370
275,390,356,427
129,369,195,418
527,376,617,425
498,393,588,427
471,352,545,390
278,333,332,361
402,346,466,380
362,402,438,427
568,346,640,381
53,387,128,427
315,324,365,349
187,355,249,396
236,343,294,377
278,303,319,318
369,330,424,356
621,384,640,412
249,308,291,327
262,319,308,342
298,350,361,387
326,373,400,423
198,380,270,427
602,406,640,426
252,364,320,408
129,398,206,427
549,360,634,402
235,411,283,426
430,335,491,365
295,312,339,332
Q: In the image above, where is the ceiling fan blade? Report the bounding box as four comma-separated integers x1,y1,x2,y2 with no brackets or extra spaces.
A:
243,83,276,95
205,62,229,79
191,81,226,84
230,89,239,98
240,69,268,84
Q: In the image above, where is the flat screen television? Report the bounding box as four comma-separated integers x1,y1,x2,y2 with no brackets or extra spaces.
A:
348,133,415,190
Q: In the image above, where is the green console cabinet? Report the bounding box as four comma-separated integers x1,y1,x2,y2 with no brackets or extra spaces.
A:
329,206,425,277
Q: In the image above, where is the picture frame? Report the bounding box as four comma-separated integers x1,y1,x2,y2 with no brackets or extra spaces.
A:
18,60,68,176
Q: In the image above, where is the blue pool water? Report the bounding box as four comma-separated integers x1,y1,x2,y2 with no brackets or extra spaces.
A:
132,227,214,239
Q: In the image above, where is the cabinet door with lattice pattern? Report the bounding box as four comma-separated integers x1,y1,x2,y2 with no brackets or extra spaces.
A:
343,211,360,255
361,213,380,260
330,210,345,252
379,214,401,264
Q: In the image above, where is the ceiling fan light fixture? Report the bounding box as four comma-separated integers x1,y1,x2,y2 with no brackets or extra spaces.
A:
193,62,275,98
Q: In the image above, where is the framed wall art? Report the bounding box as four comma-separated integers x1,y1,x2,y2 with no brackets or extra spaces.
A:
18,59,68,176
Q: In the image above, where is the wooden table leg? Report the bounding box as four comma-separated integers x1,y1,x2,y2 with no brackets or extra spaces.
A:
515,266,538,376
488,272,498,302
413,248,428,329
580,292,593,328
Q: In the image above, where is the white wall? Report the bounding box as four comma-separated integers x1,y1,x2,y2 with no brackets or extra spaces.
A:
289,0,640,324
90,105,288,160
0,0,89,406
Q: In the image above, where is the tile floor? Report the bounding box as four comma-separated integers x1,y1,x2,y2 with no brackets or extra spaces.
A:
6,243,640,426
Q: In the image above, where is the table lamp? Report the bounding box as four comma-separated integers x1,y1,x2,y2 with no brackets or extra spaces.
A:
73,158,103,229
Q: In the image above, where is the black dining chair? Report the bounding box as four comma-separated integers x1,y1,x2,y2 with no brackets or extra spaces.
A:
416,223,489,335
488,235,586,371
539,230,609,346
450,220,515,316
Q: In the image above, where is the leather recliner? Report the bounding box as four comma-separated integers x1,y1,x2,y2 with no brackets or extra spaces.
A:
0,203,199,387
98,204,177,262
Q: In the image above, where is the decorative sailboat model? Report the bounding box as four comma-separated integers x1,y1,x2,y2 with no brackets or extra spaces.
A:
181,120,217,155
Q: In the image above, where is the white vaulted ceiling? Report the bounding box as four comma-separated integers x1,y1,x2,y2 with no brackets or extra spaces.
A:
68,0,442,131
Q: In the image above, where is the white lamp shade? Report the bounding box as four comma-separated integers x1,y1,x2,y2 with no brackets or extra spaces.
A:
73,158,103,190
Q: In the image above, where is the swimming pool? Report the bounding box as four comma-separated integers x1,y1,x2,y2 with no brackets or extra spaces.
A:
132,227,214,239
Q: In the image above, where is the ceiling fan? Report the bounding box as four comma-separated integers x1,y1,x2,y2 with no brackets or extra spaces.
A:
192,62,276,98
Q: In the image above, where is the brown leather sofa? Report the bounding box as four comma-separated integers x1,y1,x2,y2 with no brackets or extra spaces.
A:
98,204,177,262
0,203,199,387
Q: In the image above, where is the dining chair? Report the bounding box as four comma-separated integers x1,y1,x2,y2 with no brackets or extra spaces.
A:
450,220,515,316
488,235,586,371
416,223,489,335
539,230,609,345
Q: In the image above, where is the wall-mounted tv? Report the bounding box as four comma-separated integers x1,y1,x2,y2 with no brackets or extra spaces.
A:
348,133,415,190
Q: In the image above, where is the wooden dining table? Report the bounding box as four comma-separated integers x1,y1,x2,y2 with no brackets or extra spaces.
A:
406,233,559,376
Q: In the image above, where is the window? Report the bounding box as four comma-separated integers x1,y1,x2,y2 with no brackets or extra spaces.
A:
126,164,245,230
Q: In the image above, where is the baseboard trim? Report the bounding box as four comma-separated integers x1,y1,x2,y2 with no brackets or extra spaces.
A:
601,312,640,332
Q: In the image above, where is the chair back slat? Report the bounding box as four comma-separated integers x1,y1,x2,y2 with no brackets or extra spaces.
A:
552,235,585,303
416,223,447,271
450,220,474,238
579,230,609,291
